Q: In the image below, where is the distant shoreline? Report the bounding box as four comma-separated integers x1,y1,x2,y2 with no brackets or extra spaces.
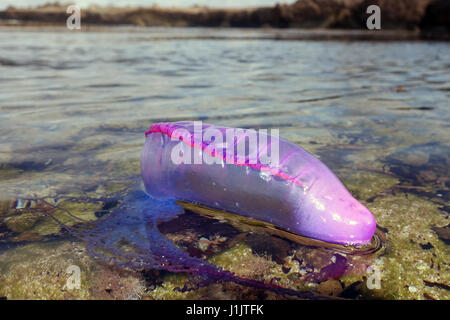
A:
0,1,448,40
0,25,429,42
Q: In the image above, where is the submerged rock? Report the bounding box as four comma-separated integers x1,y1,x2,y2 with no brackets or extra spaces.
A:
0,240,145,300
0,241,92,299
354,193,450,299
340,170,398,201
432,225,450,245
4,212,42,233
31,201,100,236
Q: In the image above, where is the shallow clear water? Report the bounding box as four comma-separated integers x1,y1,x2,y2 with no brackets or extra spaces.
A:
0,27,448,299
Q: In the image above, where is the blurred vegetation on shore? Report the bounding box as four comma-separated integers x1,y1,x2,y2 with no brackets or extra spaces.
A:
0,0,448,38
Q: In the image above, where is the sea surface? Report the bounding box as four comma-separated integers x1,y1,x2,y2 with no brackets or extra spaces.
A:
0,26,448,300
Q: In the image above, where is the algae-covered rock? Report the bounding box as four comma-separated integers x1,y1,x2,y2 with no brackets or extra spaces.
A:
209,242,281,283
385,143,450,187
339,170,399,201
89,265,145,300
0,240,146,300
144,241,297,300
145,273,195,300
317,279,343,297
95,142,141,176
342,192,450,300
0,241,93,299
31,201,100,236
2,194,106,239
5,212,43,233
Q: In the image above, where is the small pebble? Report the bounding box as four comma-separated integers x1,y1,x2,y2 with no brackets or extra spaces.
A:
408,286,418,293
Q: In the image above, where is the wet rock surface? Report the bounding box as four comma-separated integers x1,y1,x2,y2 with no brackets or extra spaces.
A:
0,240,146,299
432,225,450,245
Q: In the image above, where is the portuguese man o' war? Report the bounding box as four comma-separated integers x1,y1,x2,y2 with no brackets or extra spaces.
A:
25,121,384,298
141,121,377,246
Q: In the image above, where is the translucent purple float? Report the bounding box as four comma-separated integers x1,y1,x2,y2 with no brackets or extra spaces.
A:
141,121,376,246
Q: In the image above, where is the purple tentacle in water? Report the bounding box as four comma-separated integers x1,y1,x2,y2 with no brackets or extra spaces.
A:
76,189,320,298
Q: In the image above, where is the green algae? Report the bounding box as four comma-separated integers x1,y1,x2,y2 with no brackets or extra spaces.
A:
144,242,293,300
209,242,281,281
31,201,100,236
339,170,399,201
89,265,146,300
5,211,43,233
143,243,269,300
146,274,195,300
0,240,146,300
339,192,450,300
0,241,93,299
207,241,316,293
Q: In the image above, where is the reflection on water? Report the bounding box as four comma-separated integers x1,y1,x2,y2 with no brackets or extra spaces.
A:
0,27,448,300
